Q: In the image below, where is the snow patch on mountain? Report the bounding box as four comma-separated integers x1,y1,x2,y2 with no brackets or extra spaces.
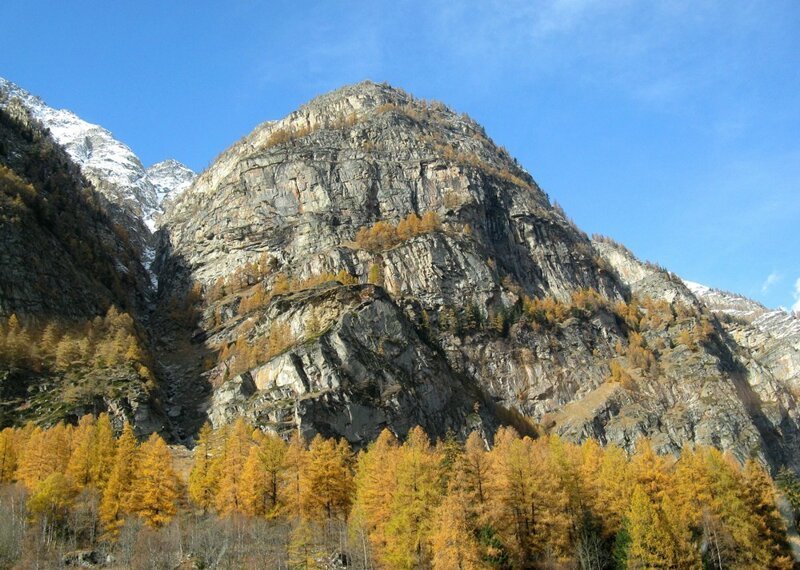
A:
0,77,195,229
683,279,800,342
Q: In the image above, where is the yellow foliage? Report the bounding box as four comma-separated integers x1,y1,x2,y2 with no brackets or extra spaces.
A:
354,211,442,251
130,433,182,528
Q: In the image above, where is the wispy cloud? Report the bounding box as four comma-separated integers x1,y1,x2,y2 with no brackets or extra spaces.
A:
761,271,781,292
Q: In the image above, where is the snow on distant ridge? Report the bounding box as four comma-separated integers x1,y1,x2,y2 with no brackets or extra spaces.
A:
683,278,800,342
0,77,195,229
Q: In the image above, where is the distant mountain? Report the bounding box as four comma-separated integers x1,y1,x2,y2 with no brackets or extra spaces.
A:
0,100,162,431
0,77,195,230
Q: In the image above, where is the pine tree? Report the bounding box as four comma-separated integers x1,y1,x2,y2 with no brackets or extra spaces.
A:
741,459,794,569
130,433,182,528
27,472,78,527
0,428,17,483
91,413,116,491
300,435,353,522
430,491,486,570
66,414,96,488
485,427,537,563
627,485,701,569
16,424,69,489
352,429,398,564
239,445,270,517
461,432,490,516
384,426,442,569
630,438,672,503
282,431,307,519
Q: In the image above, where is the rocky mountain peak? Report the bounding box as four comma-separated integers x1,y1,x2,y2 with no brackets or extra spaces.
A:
0,77,195,232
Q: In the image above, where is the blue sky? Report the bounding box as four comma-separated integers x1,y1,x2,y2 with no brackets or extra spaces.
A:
1,1,798,310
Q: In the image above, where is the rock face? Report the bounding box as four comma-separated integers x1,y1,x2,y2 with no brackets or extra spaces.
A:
152,81,800,472
593,238,800,471
685,280,800,406
156,81,622,443
2,78,799,473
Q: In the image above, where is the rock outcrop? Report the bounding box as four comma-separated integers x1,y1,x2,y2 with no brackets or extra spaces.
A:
2,77,798,474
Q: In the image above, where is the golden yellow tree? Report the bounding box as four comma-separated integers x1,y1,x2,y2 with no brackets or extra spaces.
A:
16,424,70,489
626,485,700,569
741,459,794,569
188,423,217,512
485,427,536,564
91,413,116,491
351,429,398,563
66,414,96,488
282,431,307,519
430,488,485,570
300,435,353,522
383,426,443,569
215,418,253,515
0,427,18,483
100,423,138,540
130,433,182,528
239,432,286,518
461,431,490,516
239,445,269,517
27,472,78,528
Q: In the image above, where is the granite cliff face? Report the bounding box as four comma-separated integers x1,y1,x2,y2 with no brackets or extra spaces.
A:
154,82,623,443
151,81,800,472
592,238,800,470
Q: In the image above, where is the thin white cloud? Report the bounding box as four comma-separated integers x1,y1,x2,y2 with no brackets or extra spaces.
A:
761,271,781,293
792,278,800,314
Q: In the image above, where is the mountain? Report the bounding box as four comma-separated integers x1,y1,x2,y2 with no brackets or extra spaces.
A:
1,78,798,475
0,100,162,431
149,81,800,472
145,159,196,224
0,77,195,235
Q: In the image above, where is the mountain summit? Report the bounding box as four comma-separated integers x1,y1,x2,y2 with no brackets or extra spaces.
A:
149,81,800,470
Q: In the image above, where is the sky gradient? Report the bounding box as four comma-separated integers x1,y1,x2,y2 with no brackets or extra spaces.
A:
1,1,798,310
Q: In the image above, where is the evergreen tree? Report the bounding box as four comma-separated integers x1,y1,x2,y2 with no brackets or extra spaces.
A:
352,429,398,564
215,418,253,515
0,428,18,483
282,431,307,519
384,426,442,569
300,435,353,521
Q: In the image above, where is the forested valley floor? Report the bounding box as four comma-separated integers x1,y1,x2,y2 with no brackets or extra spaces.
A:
0,415,797,569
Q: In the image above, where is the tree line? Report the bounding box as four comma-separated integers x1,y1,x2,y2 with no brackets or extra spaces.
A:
0,415,794,568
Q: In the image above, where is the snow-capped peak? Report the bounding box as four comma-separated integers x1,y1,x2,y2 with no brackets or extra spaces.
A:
0,77,195,230
147,159,196,203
